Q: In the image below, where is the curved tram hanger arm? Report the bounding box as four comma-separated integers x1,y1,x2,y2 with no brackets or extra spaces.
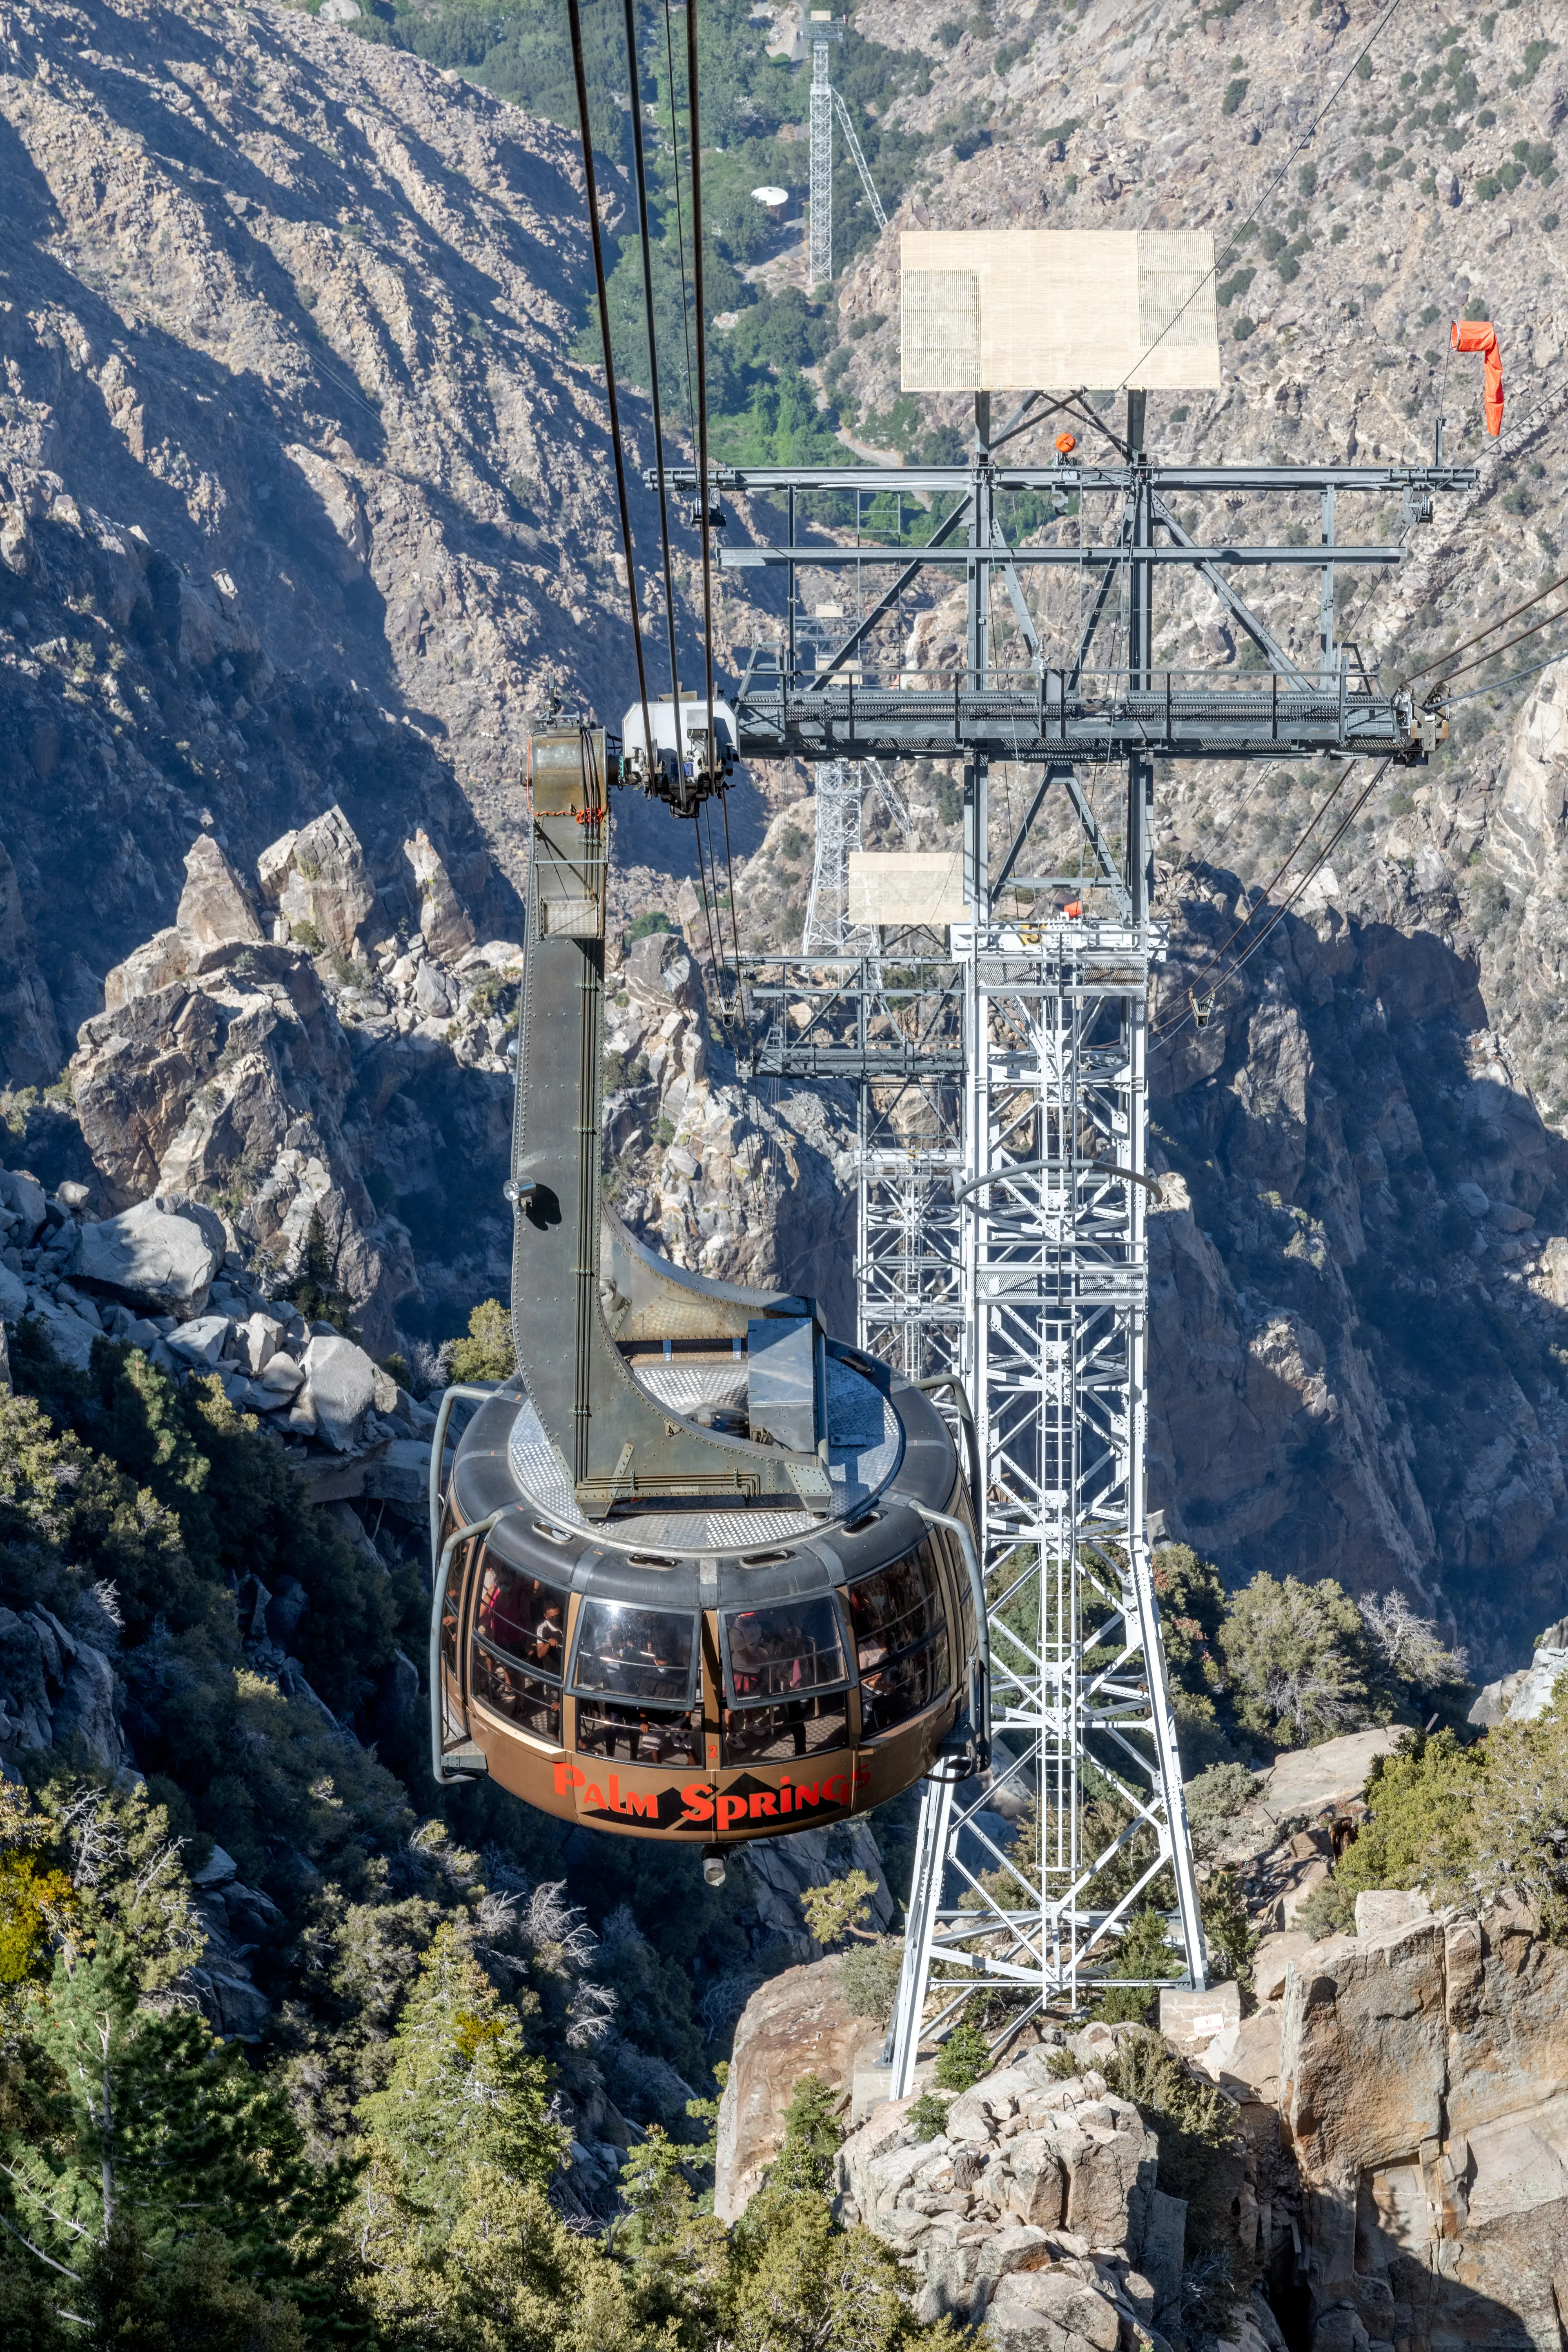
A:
952,1155,1164,1204
913,1374,981,1508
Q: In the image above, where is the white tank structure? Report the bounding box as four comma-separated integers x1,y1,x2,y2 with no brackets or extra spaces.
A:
752,185,790,222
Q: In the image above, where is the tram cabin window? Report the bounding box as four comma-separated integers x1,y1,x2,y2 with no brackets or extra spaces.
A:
570,1600,698,1708
849,1545,948,1737
476,1560,566,1679
577,1696,702,1767
721,1598,849,1764
472,1646,561,1743
722,1597,846,1702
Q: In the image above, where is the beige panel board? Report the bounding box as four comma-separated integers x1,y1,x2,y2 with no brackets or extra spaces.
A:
900,230,1220,392
847,851,967,928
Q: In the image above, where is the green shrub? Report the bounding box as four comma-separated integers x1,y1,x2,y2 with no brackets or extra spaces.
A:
933,2017,990,2091
1102,2027,1242,2256
277,1209,360,1338
1185,1763,1258,1860
1217,1572,1379,1746
838,1938,904,2025
447,1297,515,1385
1200,1867,1258,1981
906,2090,951,2143
1294,1873,1356,1939
1091,1904,1176,2023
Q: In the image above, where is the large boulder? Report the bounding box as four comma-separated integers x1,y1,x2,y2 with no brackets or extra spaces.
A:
714,1958,875,2222
1279,1906,1568,2352
69,1198,220,1317
22,1294,101,1369
301,1331,378,1452
176,836,265,953
269,807,375,957
102,928,192,1014
837,2054,1162,2333
404,828,476,964
0,1165,48,1239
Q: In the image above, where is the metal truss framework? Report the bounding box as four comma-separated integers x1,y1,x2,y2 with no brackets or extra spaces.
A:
803,754,915,956
807,21,886,291
718,393,1475,2074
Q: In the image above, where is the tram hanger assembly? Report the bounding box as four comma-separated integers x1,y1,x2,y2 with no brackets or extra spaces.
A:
430,719,984,1855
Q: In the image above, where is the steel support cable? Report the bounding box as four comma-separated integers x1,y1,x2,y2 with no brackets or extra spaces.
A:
1394,575,1568,695
661,0,699,450
1111,0,1406,395
1444,647,1568,708
682,0,720,808
1419,604,1568,697
1340,366,1568,654
622,0,684,773
565,0,653,780
1154,760,1281,913
1162,757,1359,1010
1156,755,1396,1048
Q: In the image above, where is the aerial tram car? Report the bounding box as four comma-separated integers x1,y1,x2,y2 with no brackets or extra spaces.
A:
430,713,986,1876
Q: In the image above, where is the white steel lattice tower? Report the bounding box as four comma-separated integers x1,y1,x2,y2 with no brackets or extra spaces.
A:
885,911,1206,2088
802,760,864,954
808,35,834,291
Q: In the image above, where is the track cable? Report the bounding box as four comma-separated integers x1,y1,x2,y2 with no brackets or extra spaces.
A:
564,0,653,781
622,0,685,756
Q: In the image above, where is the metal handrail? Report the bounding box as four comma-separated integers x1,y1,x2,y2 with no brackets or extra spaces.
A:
428,1383,502,1575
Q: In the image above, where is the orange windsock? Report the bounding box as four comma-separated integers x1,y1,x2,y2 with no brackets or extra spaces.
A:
1451,319,1503,437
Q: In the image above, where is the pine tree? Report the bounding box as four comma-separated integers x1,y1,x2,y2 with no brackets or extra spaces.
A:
350,1924,564,2332
448,1298,517,1384
280,1210,361,1340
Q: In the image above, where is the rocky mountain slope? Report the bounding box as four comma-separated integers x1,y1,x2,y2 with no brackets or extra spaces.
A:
0,0,766,1072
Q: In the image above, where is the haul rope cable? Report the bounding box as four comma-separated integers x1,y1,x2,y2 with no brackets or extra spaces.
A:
1443,646,1568,708
660,0,701,453
682,0,719,815
1339,363,1568,654
1394,572,1568,697
1153,753,1362,1031
622,0,687,792
679,0,748,1032
1160,587,1568,1038
1414,604,1568,698
1111,0,1406,395
564,0,654,790
626,0,751,1060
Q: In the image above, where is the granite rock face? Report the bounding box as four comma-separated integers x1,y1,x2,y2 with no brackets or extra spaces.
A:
1278,1909,1568,2352
836,2052,1165,2339
714,1960,877,2226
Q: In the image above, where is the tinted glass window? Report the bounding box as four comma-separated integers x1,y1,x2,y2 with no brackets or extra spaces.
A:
472,1646,562,1744
723,1696,848,1765
724,1598,846,1704
571,1601,697,1706
859,1636,944,1736
475,1559,566,1681
848,1550,942,1670
579,1697,701,1767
